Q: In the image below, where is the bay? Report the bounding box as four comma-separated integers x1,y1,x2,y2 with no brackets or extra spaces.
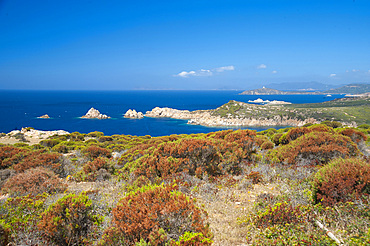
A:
0,90,344,136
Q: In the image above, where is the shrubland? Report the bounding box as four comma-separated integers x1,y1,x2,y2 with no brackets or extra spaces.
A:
0,123,369,245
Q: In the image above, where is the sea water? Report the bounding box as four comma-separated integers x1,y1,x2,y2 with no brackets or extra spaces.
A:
0,90,344,136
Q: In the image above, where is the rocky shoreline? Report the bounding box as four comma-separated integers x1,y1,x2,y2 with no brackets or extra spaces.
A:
144,105,317,127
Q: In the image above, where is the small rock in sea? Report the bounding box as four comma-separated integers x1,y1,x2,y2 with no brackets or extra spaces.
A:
81,107,110,119
124,109,144,119
37,114,50,119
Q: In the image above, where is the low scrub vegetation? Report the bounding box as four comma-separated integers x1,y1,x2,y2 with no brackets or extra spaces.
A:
0,124,369,245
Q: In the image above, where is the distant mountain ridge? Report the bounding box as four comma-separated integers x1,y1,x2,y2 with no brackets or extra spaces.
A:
239,87,321,95
266,82,337,91
324,83,370,94
240,83,370,95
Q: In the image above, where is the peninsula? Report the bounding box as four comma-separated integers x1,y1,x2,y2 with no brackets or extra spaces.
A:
143,96,369,127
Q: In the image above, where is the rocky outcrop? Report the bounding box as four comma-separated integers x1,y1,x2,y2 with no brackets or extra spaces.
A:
81,108,110,119
187,113,318,127
145,107,192,118
8,128,69,139
266,100,292,105
124,109,144,119
145,106,317,127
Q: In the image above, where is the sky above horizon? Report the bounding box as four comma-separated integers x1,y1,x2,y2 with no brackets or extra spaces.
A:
1,0,370,90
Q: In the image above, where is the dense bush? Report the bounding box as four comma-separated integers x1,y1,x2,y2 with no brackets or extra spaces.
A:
40,139,60,148
11,150,63,174
68,132,85,141
267,131,359,165
121,130,260,181
1,167,67,197
75,157,114,181
87,131,104,138
83,145,111,159
337,128,367,143
279,127,311,145
98,136,113,143
99,184,212,245
321,120,342,128
0,194,48,242
38,192,102,246
313,158,370,206
0,146,28,169
253,202,306,228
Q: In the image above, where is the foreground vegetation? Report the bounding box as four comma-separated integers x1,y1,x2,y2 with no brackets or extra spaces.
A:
0,122,369,245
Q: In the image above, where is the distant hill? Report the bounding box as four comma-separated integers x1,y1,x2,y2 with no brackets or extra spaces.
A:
266,82,337,91
239,87,286,95
239,87,321,95
324,83,370,94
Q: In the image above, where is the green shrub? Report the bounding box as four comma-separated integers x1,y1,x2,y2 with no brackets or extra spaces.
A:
87,131,104,138
312,158,370,206
40,139,60,148
267,131,359,165
0,194,48,240
38,192,102,246
322,120,342,128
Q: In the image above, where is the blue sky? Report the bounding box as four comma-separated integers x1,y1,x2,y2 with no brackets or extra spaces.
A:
0,0,370,90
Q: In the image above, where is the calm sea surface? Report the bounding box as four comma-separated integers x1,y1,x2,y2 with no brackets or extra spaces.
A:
0,90,344,136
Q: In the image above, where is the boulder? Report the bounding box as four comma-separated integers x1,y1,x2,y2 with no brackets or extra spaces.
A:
81,107,110,119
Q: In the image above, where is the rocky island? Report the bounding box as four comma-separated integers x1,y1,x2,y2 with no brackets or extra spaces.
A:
124,109,144,119
37,114,50,119
81,108,110,119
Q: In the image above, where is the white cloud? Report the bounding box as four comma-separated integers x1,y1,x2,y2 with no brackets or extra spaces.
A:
257,64,267,69
352,69,360,72
175,65,234,78
215,66,235,72
330,74,336,77
272,70,277,74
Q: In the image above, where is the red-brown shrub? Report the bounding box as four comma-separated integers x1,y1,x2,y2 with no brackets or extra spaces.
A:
83,145,111,159
281,127,312,145
0,146,28,169
99,184,211,245
11,150,62,174
1,167,67,197
313,158,370,206
338,128,367,143
76,157,113,181
246,171,263,184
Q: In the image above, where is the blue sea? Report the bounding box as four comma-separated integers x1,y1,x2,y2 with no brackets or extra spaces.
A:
0,90,344,136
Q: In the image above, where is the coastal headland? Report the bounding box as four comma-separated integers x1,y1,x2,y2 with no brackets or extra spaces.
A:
143,96,369,128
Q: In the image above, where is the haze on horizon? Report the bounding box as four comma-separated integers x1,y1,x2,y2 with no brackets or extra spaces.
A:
0,0,370,90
